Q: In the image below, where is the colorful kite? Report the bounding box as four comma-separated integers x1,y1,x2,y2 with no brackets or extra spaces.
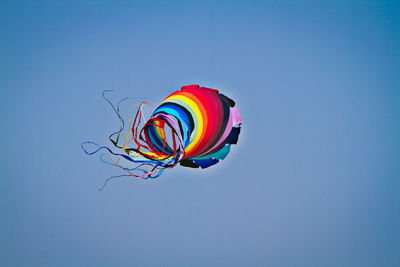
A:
81,84,242,183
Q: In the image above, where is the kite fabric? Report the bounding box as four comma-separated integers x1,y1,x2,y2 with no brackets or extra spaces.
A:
81,84,242,180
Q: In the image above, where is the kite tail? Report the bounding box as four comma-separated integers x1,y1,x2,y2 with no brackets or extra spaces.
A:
81,91,185,184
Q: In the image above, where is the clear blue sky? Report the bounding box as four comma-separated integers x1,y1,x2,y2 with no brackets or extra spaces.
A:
1,0,400,266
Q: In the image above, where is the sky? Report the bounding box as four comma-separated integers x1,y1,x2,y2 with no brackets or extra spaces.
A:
1,0,400,266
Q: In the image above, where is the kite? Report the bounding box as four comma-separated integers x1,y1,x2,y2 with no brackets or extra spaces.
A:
81,84,242,183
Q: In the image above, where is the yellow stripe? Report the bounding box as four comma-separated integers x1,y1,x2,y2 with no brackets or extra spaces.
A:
154,120,165,140
163,94,204,153
127,150,171,160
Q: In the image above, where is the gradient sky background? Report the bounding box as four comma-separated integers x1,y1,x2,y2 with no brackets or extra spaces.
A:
1,0,400,266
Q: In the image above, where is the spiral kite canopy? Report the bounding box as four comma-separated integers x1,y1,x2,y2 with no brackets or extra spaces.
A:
82,84,242,180
146,84,242,169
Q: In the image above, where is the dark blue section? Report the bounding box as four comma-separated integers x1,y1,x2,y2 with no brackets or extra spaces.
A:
193,158,219,169
226,127,241,145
